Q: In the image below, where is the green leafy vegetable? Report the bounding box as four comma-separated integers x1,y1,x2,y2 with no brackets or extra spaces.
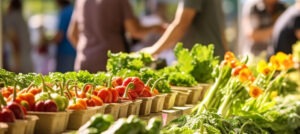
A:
106,51,153,74
174,43,219,83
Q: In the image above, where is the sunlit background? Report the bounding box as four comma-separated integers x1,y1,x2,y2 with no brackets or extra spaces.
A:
0,0,297,73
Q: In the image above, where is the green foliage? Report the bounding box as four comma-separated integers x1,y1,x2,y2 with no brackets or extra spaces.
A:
159,66,197,87
106,51,153,74
139,68,171,93
14,73,40,88
162,111,267,134
174,43,219,83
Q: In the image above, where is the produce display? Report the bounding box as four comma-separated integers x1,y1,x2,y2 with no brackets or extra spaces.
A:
78,114,161,134
163,51,300,133
0,43,299,134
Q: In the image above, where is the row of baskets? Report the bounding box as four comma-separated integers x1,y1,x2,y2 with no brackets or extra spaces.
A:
0,84,211,134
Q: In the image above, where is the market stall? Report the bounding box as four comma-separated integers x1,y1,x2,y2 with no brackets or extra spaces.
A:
0,42,299,134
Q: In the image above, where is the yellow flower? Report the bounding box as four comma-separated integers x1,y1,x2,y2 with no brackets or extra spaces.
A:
270,91,278,100
249,85,263,98
270,55,280,70
257,60,267,72
232,64,246,76
269,52,294,70
224,51,236,62
238,67,253,82
282,54,294,70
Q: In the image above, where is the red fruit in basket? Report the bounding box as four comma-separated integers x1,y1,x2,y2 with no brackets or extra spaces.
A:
0,108,16,123
112,77,123,87
91,95,103,106
97,90,112,103
86,99,96,107
44,100,58,112
139,89,152,97
122,77,145,95
6,102,26,119
34,101,46,112
115,86,125,97
128,90,138,100
83,85,92,93
111,89,119,103
139,85,152,97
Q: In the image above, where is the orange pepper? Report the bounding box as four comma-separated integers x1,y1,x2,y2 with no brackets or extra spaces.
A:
152,89,160,95
67,98,87,110
1,86,15,98
85,95,104,107
77,84,94,99
17,93,35,108
28,87,42,95
90,95,103,106
93,86,106,94
77,91,87,98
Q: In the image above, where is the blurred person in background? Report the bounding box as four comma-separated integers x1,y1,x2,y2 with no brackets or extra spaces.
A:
67,0,165,73
3,0,33,73
52,0,76,73
269,0,300,55
141,0,229,58
239,0,286,59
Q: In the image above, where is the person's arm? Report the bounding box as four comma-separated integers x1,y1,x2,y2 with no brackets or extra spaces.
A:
243,12,273,43
125,18,165,40
142,4,196,55
67,14,79,48
251,27,273,42
123,0,165,40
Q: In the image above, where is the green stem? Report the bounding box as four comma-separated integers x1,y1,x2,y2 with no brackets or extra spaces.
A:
196,66,232,115
47,92,52,99
25,82,35,93
59,83,64,96
217,95,232,116
199,119,204,133
74,84,79,98
197,77,222,114
151,77,164,92
13,83,17,102
123,82,134,98
107,74,113,89
64,79,74,90
45,85,55,93
64,92,71,100
145,78,154,87
82,83,93,93
72,97,76,104
0,77,7,88
65,80,75,97
88,84,95,100
39,74,48,93
82,83,94,99
0,92,7,106
265,69,276,86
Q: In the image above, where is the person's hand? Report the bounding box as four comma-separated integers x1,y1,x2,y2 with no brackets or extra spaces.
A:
140,46,158,57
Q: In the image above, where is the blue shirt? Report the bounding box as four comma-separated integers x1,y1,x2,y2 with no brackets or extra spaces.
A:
57,5,76,56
